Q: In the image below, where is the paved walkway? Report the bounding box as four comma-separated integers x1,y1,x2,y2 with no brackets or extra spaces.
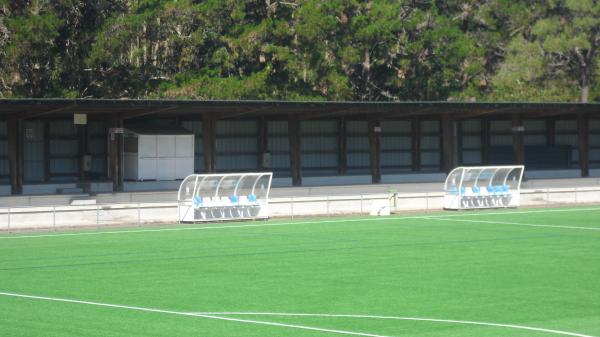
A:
1,177,600,207
271,177,600,197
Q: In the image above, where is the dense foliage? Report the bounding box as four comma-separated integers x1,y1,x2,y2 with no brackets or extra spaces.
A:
1,0,599,102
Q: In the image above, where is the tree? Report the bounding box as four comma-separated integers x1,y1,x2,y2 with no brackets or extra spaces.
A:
1,0,597,102
487,0,600,102
531,0,600,102
486,36,578,101
2,5,62,97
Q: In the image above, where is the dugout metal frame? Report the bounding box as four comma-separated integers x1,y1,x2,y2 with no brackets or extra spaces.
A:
177,172,273,222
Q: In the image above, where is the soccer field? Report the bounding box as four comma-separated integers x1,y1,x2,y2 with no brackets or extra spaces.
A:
1,207,599,337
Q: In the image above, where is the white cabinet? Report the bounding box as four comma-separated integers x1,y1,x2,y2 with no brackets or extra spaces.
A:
157,135,175,157
139,135,157,157
139,158,157,180
123,129,194,181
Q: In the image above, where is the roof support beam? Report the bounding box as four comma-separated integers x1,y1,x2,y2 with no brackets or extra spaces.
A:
338,117,347,175
367,115,381,183
109,119,124,192
219,106,274,120
301,107,357,120
7,115,23,194
119,106,179,120
19,105,74,120
380,106,435,119
481,117,490,165
78,123,88,181
512,113,525,166
258,117,268,170
457,120,464,165
577,112,590,177
288,114,302,186
44,121,50,182
441,113,455,173
452,107,515,119
202,112,217,173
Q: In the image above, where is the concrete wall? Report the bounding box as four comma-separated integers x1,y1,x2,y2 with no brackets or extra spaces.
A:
381,172,446,184
22,182,113,195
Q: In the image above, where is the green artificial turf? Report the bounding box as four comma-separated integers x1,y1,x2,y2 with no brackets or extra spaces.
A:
1,206,599,337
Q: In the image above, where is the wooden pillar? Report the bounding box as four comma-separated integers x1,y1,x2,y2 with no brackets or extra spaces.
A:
109,126,118,192
338,117,347,174
481,117,490,165
457,121,464,165
258,117,268,170
512,114,525,165
7,115,22,194
367,115,381,183
441,114,455,173
288,114,302,186
78,123,88,180
44,121,50,182
109,119,124,192
202,112,216,173
577,112,590,177
411,117,420,171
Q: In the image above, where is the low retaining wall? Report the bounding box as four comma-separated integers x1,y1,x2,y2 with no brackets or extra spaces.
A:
1,187,599,231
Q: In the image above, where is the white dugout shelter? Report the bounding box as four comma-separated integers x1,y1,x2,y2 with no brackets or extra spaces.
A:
178,172,273,222
443,166,525,210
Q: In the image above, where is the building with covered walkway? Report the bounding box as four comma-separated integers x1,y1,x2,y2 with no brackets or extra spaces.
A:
0,99,598,196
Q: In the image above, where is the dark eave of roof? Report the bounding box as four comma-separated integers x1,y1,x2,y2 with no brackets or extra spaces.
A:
0,99,599,120
126,124,193,135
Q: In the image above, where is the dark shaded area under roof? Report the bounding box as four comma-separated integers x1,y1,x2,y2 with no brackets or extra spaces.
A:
0,99,599,120
126,125,193,135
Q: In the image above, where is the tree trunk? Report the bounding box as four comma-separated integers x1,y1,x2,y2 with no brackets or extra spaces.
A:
581,72,589,103
580,43,597,103
363,49,371,99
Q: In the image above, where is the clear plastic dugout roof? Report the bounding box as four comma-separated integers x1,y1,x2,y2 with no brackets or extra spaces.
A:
443,166,525,210
178,172,273,222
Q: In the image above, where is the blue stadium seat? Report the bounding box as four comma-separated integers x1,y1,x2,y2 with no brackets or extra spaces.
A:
229,195,239,204
472,186,480,194
248,194,257,203
193,196,203,209
450,186,458,195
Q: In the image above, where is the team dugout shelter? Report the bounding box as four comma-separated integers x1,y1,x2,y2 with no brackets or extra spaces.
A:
0,99,598,196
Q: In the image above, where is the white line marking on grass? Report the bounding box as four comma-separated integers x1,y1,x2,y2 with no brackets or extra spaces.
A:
1,206,599,240
1,291,596,337
424,207,600,219
427,217,600,231
0,291,390,337
192,312,598,337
